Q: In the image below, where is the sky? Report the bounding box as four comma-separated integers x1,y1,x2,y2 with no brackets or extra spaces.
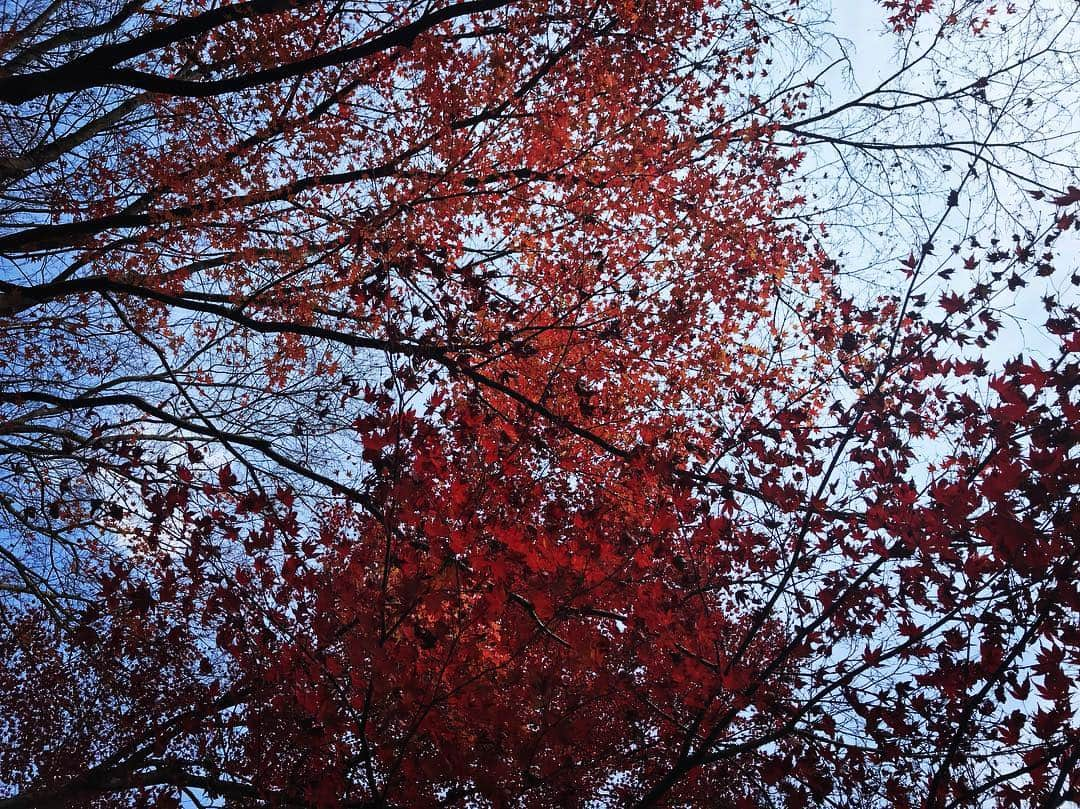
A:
819,0,1080,368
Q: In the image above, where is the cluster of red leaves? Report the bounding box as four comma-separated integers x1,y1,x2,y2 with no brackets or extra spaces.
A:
0,1,1077,807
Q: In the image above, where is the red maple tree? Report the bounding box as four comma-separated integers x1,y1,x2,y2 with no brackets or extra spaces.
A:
0,1,1078,807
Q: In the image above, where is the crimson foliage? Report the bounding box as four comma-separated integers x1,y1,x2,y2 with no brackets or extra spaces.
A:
0,1,1078,807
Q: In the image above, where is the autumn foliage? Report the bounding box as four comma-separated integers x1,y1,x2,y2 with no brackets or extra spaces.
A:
0,1,1078,807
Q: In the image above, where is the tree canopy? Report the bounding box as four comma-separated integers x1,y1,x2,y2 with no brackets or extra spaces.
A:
0,1,1078,807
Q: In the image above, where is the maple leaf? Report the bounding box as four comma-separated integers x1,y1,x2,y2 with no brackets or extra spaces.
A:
1050,185,1080,206
939,291,969,314
218,464,238,490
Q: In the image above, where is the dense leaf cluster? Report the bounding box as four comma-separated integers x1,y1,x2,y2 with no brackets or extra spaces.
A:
0,1,1077,807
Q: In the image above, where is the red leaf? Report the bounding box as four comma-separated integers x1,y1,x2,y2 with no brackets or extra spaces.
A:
1050,185,1080,206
